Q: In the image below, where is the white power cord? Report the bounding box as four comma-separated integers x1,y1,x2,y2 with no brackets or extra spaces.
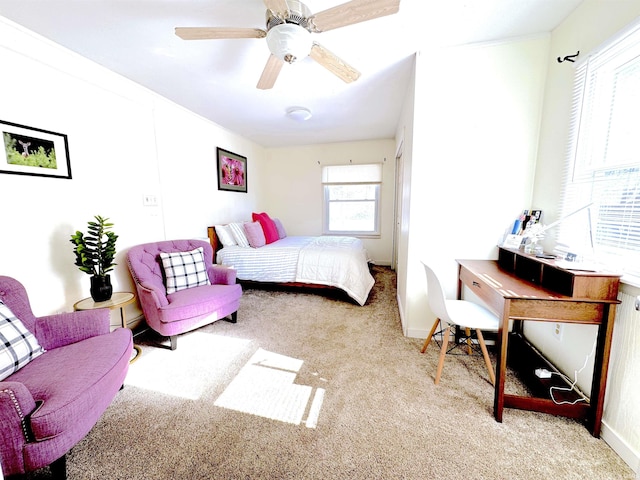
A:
549,336,597,405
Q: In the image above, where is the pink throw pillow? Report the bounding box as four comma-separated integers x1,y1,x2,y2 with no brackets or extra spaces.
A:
252,212,279,244
244,221,266,248
273,218,287,239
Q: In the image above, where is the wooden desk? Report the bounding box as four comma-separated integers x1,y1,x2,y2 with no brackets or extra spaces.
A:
457,253,620,437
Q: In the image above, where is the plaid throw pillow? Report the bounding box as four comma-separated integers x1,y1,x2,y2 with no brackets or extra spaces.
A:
0,300,45,381
160,247,211,294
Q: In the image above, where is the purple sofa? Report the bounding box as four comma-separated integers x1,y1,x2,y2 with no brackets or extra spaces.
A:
126,239,242,350
0,276,133,478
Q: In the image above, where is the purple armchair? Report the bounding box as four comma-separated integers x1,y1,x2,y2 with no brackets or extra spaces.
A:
0,276,133,478
126,239,242,350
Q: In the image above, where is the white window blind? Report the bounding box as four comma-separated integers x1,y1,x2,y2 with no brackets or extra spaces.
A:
322,164,382,236
322,164,382,183
559,20,640,281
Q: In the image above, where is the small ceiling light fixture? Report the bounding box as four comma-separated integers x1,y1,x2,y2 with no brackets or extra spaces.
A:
286,107,312,121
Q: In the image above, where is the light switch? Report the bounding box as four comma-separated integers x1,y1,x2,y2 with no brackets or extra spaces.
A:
143,194,158,206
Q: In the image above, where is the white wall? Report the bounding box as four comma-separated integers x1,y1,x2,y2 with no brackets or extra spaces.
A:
397,36,550,338
531,0,640,470
394,57,416,335
0,18,263,322
153,100,266,239
262,140,396,265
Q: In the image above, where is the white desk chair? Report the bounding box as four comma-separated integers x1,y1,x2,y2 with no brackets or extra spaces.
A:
420,261,499,385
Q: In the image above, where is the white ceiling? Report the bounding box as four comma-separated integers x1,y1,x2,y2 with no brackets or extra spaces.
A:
0,0,584,147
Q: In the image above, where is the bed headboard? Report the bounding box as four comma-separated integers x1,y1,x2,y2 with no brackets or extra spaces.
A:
207,226,221,254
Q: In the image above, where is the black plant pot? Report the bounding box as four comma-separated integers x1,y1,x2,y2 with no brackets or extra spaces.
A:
90,275,113,302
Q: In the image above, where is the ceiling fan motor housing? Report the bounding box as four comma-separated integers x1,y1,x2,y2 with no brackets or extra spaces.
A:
266,0,312,30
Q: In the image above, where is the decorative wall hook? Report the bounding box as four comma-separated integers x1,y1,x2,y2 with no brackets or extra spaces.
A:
557,51,580,63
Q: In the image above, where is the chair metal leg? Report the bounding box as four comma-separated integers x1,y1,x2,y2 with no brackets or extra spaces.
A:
169,335,177,351
476,329,495,386
464,327,473,355
421,318,441,353
434,325,451,384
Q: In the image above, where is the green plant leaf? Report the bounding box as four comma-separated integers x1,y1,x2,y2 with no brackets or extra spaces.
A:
70,215,118,277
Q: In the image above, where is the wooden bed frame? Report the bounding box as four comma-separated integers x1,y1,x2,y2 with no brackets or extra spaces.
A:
206,226,340,291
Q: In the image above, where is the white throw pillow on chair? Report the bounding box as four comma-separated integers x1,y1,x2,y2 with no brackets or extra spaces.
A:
0,301,45,381
160,247,211,294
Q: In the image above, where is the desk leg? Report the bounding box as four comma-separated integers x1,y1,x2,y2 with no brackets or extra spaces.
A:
494,302,510,422
588,303,617,437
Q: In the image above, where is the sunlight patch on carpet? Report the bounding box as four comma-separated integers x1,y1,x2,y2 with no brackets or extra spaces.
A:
125,332,251,400
215,348,325,428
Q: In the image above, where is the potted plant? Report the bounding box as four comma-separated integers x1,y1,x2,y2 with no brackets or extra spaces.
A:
70,215,118,302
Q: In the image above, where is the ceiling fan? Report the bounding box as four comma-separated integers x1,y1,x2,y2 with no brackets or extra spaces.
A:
175,0,401,90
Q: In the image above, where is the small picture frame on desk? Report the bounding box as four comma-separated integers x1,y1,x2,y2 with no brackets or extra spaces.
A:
502,234,524,249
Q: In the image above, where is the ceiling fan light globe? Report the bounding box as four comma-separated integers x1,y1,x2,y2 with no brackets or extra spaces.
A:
266,23,312,64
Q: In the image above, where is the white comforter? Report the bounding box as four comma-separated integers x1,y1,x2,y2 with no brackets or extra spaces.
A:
216,236,375,305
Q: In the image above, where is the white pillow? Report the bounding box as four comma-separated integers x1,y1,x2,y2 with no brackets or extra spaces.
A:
228,222,250,248
160,247,211,294
215,225,237,247
0,301,45,381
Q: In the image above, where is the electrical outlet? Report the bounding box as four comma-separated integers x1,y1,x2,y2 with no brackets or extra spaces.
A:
553,322,563,340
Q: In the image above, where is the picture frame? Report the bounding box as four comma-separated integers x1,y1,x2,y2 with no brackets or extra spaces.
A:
502,234,525,249
216,147,247,193
1,120,72,179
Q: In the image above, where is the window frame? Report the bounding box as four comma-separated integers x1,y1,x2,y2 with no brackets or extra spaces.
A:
557,19,640,284
321,164,382,238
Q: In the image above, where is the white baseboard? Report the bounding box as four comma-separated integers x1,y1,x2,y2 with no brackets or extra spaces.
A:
370,260,392,266
406,327,429,339
600,420,640,475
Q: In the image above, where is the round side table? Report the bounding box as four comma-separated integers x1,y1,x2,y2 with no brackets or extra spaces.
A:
74,292,141,363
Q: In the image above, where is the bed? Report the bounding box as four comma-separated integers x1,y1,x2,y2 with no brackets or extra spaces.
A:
207,225,375,305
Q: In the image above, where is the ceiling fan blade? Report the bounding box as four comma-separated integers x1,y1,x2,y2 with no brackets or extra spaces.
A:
257,54,285,90
309,43,360,83
310,0,400,33
264,0,289,16
175,27,266,40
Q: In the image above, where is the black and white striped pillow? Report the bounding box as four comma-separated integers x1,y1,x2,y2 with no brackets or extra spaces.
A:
160,247,211,294
0,301,45,381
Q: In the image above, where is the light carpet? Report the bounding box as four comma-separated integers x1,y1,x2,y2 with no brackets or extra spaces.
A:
22,266,634,479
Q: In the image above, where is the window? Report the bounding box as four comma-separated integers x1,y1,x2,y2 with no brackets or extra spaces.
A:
559,21,640,281
322,164,382,236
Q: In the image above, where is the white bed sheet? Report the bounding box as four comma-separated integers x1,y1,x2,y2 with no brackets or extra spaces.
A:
216,236,374,305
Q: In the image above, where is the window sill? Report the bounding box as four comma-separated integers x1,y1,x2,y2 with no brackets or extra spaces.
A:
323,232,381,239
620,277,640,296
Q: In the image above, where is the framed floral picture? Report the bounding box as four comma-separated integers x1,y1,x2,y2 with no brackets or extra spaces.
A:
1,120,71,179
216,147,247,193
